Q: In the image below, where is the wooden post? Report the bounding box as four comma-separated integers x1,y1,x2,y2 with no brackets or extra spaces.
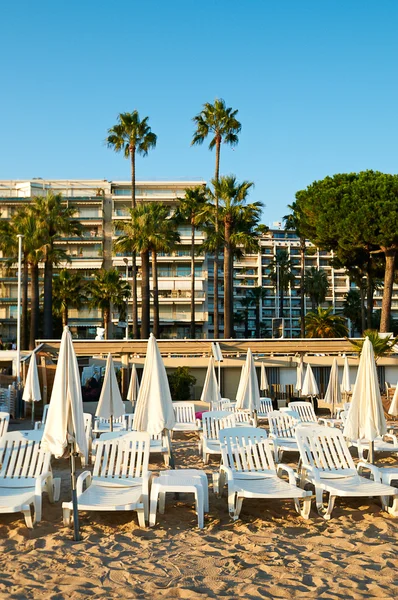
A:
40,355,48,406
121,352,129,399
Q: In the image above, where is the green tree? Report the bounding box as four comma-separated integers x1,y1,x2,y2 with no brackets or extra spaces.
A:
192,99,241,338
107,111,157,338
343,289,363,335
88,268,130,339
295,171,398,333
305,307,348,338
208,176,262,338
175,186,208,338
269,249,295,319
304,267,329,311
284,202,307,337
248,286,268,338
31,193,82,339
53,269,86,327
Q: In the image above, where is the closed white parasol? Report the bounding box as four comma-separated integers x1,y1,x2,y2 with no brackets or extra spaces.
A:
200,356,221,408
95,353,125,429
324,358,341,417
127,363,140,407
22,353,41,424
235,348,261,412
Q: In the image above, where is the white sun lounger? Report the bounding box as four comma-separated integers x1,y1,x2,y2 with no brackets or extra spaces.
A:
172,402,201,434
295,424,398,519
218,427,312,521
268,410,300,462
0,412,10,437
257,398,273,421
201,410,236,464
0,431,60,527
288,401,317,423
63,431,151,527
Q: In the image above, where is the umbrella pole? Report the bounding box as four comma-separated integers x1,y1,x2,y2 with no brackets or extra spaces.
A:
110,415,113,432
70,444,81,542
165,429,175,469
253,409,258,427
31,402,35,426
368,441,375,464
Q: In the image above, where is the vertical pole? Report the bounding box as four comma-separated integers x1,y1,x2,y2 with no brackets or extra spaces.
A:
70,446,81,542
125,259,129,341
16,235,24,386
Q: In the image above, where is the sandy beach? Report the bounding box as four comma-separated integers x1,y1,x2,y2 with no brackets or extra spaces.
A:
0,430,397,600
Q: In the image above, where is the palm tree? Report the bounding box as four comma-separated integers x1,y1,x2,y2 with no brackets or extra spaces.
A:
236,296,253,338
192,99,241,338
248,287,268,338
22,213,45,350
284,202,306,337
304,267,329,311
269,249,295,319
208,176,262,338
88,268,130,339
31,193,82,338
107,111,157,339
175,186,208,338
53,269,86,327
350,329,398,361
305,307,348,338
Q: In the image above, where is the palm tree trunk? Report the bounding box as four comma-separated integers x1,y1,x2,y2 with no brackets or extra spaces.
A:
255,302,260,338
359,287,366,334
311,297,316,312
213,136,221,339
300,238,306,337
22,257,28,350
152,250,160,338
62,306,68,328
103,307,109,340
140,250,150,339
43,252,53,338
130,147,139,338
380,248,396,333
280,289,284,321
29,263,39,350
366,255,373,328
224,220,233,338
244,312,249,338
229,251,234,337
190,222,196,338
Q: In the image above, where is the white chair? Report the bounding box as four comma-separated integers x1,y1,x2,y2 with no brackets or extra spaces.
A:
268,410,300,462
93,415,127,434
0,431,60,527
288,401,317,423
351,433,398,461
34,404,49,430
295,424,398,519
218,402,236,412
0,412,10,437
201,410,236,464
257,398,273,421
233,410,255,427
63,431,151,527
218,427,312,521
212,398,231,411
172,402,201,434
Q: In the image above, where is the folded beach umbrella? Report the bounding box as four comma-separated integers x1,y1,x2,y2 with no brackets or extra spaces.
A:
42,327,88,541
324,358,341,417
22,353,41,424
301,364,319,397
388,383,398,417
200,357,221,408
133,334,176,435
343,337,387,462
127,363,139,407
95,353,125,430
235,349,261,412
295,356,304,395
260,362,269,394
341,354,351,395
235,364,245,403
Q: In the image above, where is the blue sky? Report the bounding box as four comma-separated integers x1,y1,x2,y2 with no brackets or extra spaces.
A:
1,0,398,225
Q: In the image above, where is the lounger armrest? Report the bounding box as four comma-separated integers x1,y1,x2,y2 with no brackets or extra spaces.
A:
196,419,202,428
277,463,298,486
357,461,382,482
219,465,234,482
35,472,51,496
34,422,42,430
76,471,92,496
385,433,398,444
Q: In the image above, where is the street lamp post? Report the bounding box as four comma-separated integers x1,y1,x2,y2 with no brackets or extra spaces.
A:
123,258,129,341
16,234,24,386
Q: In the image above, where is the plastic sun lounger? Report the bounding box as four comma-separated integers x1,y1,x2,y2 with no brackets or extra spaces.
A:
63,431,151,528
295,424,398,520
268,410,300,462
200,410,237,464
0,431,60,527
218,426,312,521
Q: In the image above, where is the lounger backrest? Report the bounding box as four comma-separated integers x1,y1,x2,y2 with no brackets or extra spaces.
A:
0,432,51,483
212,398,230,411
289,401,317,423
219,426,275,475
219,402,236,412
95,415,126,426
173,402,196,424
268,410,298,439
234,410,255,426
93,431,150,480
202,410,236,440
295,424,357,475
258,398,273,416
0,412,10,437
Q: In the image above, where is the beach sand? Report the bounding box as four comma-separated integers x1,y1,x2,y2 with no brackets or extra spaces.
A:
0,431,397,599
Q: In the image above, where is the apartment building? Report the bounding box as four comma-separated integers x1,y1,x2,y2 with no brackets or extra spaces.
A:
0,179,394,340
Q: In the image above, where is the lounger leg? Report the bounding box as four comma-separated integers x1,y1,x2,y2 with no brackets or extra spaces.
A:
234,495,244,520
136,506,146,528
52,478,61,502
203,452,209,465
228,488,237,519
295,495,312,519
22,503,35,528
383,493,398,517
159,491,166,514
63,506,72,527
149,485,159,527
323,494,336,520
217,471,226,497
315,487,324,516
163,453,170,467
195,486,204,529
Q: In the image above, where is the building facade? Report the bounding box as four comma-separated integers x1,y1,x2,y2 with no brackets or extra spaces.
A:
0,179,394,341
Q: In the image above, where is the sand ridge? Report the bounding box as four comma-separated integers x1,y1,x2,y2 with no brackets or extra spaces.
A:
0,434,397,599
